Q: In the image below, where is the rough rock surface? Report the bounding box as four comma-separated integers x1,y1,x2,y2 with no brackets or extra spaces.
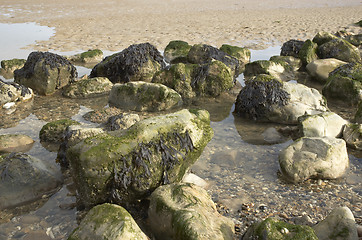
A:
279,137,349,183
164,40,192,64
280,39,305,58
269,55,302,71
39,119,80,143
0,134,34,153
66,49,103,64
219,44,251,73
299,39,319,66
62,77,113,98
104,113,140,131
318,39,361,63
306,58,347,83
244,60,288,81
0,80,33,108
148,183,234,240
343,123,362,150
1,58,26,73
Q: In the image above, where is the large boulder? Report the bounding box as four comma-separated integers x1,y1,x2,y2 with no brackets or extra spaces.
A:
306,58,347,83
0,153,63,209
318,39,361,63
14,51,77,95
67,109,213,208
343,123,362,150
298,112,348,138
313,207,358,240
90,43,165,83
219,44,251,73
164,40,192,64
279,137,349,183
234,74,328,124
280,39,305,58
322,62,362,104
0,134,34,153
68,203,148,240
62,77,113,98
0,80,33,108
108,81,183,112
243,217,318,240
148,183,234,240
299,39,319,66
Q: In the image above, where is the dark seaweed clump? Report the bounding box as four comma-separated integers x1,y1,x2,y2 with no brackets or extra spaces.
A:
90,43,165,83
234,79,290,120
109,130,194,204
280,39,305,58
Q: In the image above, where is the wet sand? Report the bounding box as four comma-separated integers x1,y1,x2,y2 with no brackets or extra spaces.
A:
0,0,361,51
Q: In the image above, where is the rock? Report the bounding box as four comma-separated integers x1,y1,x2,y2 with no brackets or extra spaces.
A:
0,134,35,153
306,58,347,83
312,31,339,46
108,81,183,112
279,137,349,183
269,55,302,71
67,203,148,240
343,123,362,150
104,113,140,131
62,77,113,98
148,183,234,240
0,80,33,108
164,40,192,64
299,39,319,66
39,119,80,143
354,101,362,124
318,39,361,63
82,107,123,124
182,173,208,188
67,109,213,207
219,44,251,73
1,58,26,73
66,49,103,64
345,34,362,47
0,153,63,210
298,112,348,138
90,43,165,83
244,60,288,81
234,74,327,124
280,39,305,58
322,62,362,104
313,207,358,240
187,44,240,77
14,51,77,95
243,217,318,240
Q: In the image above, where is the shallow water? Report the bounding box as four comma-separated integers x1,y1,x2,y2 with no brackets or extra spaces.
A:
0,23,361,239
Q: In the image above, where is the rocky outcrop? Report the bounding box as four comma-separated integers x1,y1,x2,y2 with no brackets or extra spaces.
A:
90,43,165,83
306,58,347,83
68,203,148,240
0,80,33,108
0,134,34,153
14,51,77,95
148,183,234,240
108,81,183,112
62,77,113,98
67,109,213,208
164,40,192,64
279,137,349,183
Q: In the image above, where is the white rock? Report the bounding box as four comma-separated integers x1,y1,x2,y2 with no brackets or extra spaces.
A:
306,58,347,83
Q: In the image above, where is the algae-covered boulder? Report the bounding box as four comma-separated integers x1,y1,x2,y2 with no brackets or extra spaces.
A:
90,43,165,83
67,109,213,207
14,51,77,95
312,31,339,46
299,39,319,66
243,217,318,240
0,134,34,153
0,80,33,107
280,39,305,58
318,39,361,63
1,58,26,73
269,55,302,72
244,60,288,81
148,183,234,240
313,207,358,240
345,34,362,47
0,153,63,210
279,137,349,183
67,49,103,64
104,113,140,131
62,77,113,98
68,203,148,240
219,44,251,73
164,40,192,64
39,119,80,143
322,62,362,104
306,58,347,83
234,74,327,124
109,81,183,112
298,112,348,138
343,123,362,150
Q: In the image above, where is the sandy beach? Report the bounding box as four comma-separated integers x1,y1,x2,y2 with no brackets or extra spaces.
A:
0,0,361,52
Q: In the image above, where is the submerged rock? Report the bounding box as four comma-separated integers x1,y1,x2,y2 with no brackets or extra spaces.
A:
67,109,213,208
68,203,148,240
62,77,113,98
164,40,192,64
343,123,362,150
109,81,183,112
0,134,34,153
148,183,234,240
279,137,349,183
14,51,77,95
90,43,165,83
280,39,305,58
0,153,63,210
318,39,361,63
0,80,33,108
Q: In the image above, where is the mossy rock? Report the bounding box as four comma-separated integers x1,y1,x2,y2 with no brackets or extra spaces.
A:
313,31,339,46
270,55,302,71
39,119,80,143
355,20,362,27
243,217,318,239
299,40,318,66
79,49,103,63
164,40,192,64
318,38,361,63
1,59,26,72
62,77,113,98
344,34,362,47
219,44,251,73
343,123,362,150
280,39,305,58
244,60,286,81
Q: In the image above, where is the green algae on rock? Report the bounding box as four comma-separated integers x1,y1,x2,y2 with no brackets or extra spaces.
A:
298,39,319,66
62,77,113,98
67,109,213,208
312,31,339,46
219,44,251,73
39,119,80,143
1,58,26,73
317,39,361,63
164,40,192,64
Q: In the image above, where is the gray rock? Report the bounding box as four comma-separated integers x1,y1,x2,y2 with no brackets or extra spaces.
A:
0,134,34,153
313,207,358,240
148,183,234,240
343,123,362,150
0,153,63,209
318,39,361,63
104,113,140,131
62,77,113,98
108,81,183,112
0,80,33,108
306,58,347,83
279,137,349,183
280,39,305,58
67,203,148,240
298,112,348,138
164,40,192,64
14,51,77,95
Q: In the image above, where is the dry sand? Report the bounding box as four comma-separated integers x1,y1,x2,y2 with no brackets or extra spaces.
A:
0,0,361,52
